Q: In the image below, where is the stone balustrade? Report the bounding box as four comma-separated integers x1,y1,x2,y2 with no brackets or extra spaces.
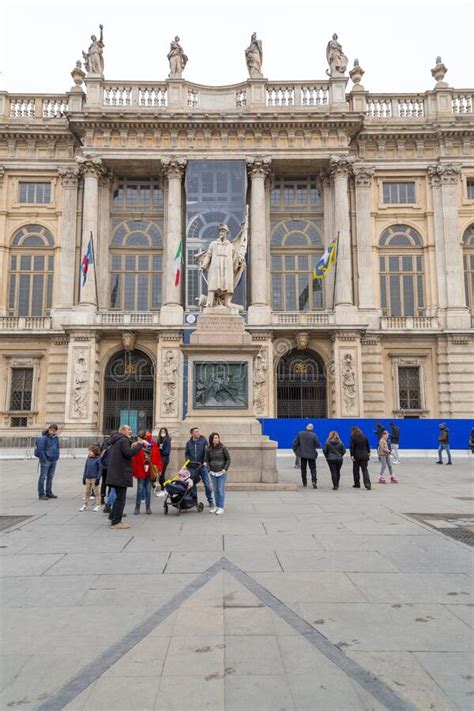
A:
273,312,334,326
98,311,160,326
1,83,472,117
380,316,439,330
0,316,52,330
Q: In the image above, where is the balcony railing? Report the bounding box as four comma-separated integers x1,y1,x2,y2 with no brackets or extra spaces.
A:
98,311,160,326
0,316,52,329
380,316,439,330
272,312,334,326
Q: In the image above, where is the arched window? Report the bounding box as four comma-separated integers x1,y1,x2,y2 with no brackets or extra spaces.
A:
271,220,324,311
378,224,425,317
110,220,163,310
8,225,55,316
463,224,474,312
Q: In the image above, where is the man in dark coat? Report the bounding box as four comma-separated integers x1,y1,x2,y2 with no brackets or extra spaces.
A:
292,423,321,488
107,425,144,528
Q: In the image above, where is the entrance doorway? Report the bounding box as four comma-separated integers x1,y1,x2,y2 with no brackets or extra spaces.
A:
103,349,154,434
277,349,327,418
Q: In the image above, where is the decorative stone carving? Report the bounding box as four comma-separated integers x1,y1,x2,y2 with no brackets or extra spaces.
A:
82,25,104,76
193,361,248,409
246,155,272,179
196,210,248,309
161,350,178,416
253,350,267,415
431,56,448,87
76,154,106,179
329,153,354,177
427,163,461,186
326,33,348,77
167,36,187,78
245,33,263,79
0,166,5,187
349,58,365,86
353,165,375,187
72,352,88,418
341,353,356,412
160,157,187,180
121,332,136,351
58,166,80,187
71,61,86,89
295,332,309,350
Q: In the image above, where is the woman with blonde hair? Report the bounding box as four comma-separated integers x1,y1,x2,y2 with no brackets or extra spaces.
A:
323,430,346,490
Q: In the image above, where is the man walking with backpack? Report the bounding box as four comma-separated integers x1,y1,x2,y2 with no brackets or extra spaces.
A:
35,424,60,500
437,423,452,465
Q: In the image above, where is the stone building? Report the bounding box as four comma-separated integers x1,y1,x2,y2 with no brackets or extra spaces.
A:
0,37,473,438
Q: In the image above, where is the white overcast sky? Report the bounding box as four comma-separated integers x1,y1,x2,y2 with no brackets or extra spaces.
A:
0,0,472,94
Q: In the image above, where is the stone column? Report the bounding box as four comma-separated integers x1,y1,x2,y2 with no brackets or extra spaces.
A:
321,170,334,310
353,165,377,320
0,166,7,316
330,155,355,317
430,164,469,329
55,167,80,310
428,166,447,326
76,156,105,308
97,171,114,310
247,156,272,325
160,158,186,326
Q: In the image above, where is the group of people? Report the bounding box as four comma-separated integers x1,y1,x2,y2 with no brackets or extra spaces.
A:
292,423,400,491
35,424,231,529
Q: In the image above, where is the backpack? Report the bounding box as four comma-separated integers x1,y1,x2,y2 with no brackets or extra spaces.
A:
34,436,42,458
100,443,112,467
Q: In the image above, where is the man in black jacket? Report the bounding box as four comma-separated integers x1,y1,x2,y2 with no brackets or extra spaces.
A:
184,427,214,506
292,423,321,488
107,425,145,529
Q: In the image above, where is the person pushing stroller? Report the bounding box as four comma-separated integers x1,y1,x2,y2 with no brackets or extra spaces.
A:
184,427,214,508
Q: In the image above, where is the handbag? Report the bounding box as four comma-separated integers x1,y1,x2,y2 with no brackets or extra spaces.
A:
149,463,159,482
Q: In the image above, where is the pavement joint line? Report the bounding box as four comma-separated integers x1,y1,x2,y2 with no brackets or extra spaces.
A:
39,552,67,576
36,556,417,711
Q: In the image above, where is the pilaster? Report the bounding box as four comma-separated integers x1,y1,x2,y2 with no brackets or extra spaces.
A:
154,330,184,430
55,167,80,310
360,334,385,417
45,336,69,427
353,164,380,326
436,333,474,418
331,332,364,417
64,331,101,433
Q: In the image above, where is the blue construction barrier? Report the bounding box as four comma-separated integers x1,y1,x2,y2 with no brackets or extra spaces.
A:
259,418,474,450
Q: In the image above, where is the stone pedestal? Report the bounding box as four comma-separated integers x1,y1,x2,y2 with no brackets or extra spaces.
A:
173,310,278,484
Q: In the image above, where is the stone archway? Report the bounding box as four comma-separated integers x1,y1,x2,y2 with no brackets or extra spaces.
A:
103,349,154,434
276,348,327,418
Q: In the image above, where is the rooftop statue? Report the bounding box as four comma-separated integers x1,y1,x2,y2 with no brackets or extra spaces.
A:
82,25,104,76
245,32,263,79
196,208,248,309
167,36,188,78
326,33,348,77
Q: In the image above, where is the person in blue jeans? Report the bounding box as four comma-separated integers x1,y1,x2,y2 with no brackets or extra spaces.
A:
206,432,230,515
437,423,452,465
35,424,60,500
184,427,214,507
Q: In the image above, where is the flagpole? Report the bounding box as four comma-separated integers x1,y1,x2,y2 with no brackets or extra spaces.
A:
331,232,340,311
90,230,100,310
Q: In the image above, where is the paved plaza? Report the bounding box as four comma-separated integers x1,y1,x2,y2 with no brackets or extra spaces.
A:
0,455,473,710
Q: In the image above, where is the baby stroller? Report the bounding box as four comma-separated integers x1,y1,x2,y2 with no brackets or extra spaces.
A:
163,468,204,516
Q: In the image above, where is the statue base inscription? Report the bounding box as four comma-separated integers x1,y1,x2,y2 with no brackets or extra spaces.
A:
176,311,278,484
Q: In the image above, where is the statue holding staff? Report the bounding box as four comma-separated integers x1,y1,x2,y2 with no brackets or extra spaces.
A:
82,25,104,75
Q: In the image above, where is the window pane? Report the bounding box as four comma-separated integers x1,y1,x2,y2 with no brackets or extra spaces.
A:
18,274,30,316
272,274,282,310
379,256,385,271
33,255,45,271
416,255,423,272
417,275,424,309
271,255,281,271
124,274,135,310
380,275,387,311
10,368,33,410
383,183,391,204
399,367,421,409
284,255,295,271
297,255,308,271
389,275,401,316
137,274,149,310
286,274,297,310
20,255,31,271
151,274,161,309
138,255,148,271
31,275,44,316
46,274,53,309
111,255,121,270
402,256,412,272
111,274,120,308
152,254,162,272
389,256,399,272
403,275,415,316
298,275,309,311
125,255,135,271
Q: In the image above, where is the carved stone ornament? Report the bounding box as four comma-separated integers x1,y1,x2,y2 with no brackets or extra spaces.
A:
245,32,263,79
353,165,375,187
71,60,86,88
161,350,178,416
326,33,348,77
160,157,187,180
295,332,309,351
329,154,355,177
121,332,136,351
427,163,461,186
82,25,104,76
72,351,89,418
341,352,356,412
246,156,272,180
431,56,448,86
349,58,365,86
76,154,106,179
58,166,80,187
167,36,188,79
253,350,267,416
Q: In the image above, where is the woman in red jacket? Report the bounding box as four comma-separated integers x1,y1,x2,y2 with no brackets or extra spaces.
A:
132,430,159,515
145,430,163,490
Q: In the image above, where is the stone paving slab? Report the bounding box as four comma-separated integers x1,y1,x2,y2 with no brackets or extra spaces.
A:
0,456,473,710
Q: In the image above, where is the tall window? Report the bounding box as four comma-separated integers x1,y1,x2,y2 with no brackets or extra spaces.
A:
398,366,421,410
467,180,474,200
271,220,324,311
379,224,425,317
110,221,163,310
112,179,163,211
271,177,320,211
19,182,51,204
463,224,474,312
8,225,55,316
10,368,33,410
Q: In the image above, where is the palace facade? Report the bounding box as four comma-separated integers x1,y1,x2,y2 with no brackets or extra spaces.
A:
0,46,473,436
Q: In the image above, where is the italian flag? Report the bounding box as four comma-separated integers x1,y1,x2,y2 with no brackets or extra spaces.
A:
173,239,183,287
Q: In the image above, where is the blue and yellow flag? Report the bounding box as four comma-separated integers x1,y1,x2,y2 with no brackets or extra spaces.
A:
313,236,338,279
